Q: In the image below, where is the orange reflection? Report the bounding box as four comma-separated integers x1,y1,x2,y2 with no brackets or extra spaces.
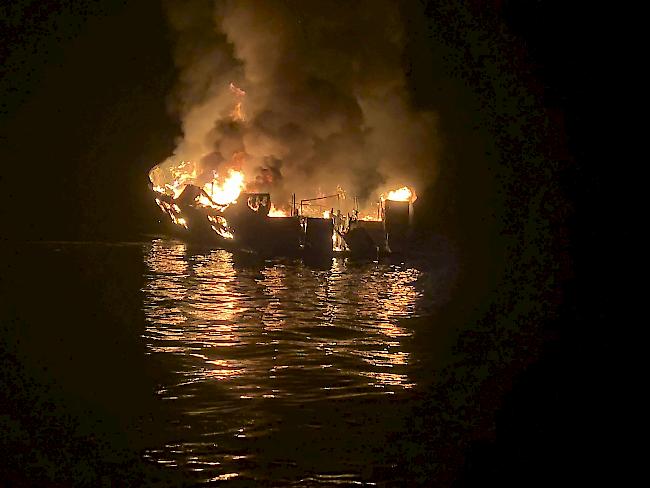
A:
143,240,247,382
144,242,425,394
142,241,429,479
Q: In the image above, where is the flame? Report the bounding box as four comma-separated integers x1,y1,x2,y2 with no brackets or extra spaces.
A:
359,214,381,222
229,82,246,121
147,83,252,234
381,186,417,203
202,169,246,205
323,210,331,219
208,215,234,240
268,204,290,217
196,194,222,209
155,198,188,229
231,102,244,122
164,161,199,198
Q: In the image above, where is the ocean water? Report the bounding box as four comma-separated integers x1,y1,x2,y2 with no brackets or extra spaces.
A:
1,239,457,486
141,239,440,485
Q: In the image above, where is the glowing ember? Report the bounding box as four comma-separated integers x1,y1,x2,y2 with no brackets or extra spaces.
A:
202,169,245,205
382,186,417,203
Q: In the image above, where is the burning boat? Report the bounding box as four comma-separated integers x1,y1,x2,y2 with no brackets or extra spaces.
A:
148,166,416,258
147,82,418,257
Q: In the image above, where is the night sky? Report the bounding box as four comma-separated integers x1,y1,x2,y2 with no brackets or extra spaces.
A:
2,1,178,240
1,0,606,485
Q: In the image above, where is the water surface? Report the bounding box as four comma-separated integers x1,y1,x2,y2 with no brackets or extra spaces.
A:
141,238,440,485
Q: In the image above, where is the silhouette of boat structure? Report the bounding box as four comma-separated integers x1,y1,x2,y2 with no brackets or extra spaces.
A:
151,184,413,258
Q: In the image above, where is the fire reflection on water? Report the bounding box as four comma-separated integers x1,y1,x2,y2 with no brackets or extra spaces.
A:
142,239,431,480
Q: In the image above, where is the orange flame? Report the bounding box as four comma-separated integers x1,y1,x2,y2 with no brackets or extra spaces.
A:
155,198,188,229
231,101,244,122
268,204,290,217
165,160,198,198
229,82,246,121
381,186,417,203
207,214,234,239
359,213,381,222
202,169,246,205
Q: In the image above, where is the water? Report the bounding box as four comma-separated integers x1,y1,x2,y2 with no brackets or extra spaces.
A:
141,239,440,485
2,239,456,486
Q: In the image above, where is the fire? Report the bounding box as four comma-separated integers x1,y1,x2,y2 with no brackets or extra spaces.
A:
147,84,427,260
149,82,250,234
229,82,246,121
268,204,290,217
207,215,234,240
231,102,244,122
196,194,221,209
167,161,199,198
155,198,188,229
202,169,245,205
382,186,417,203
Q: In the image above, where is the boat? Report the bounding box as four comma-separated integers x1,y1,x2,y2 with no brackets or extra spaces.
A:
149,179,414,259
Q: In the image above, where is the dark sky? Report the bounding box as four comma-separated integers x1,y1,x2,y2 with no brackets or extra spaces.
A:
1,0,178,240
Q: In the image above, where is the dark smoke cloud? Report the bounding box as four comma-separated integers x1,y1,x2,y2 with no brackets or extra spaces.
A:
155,0,439,211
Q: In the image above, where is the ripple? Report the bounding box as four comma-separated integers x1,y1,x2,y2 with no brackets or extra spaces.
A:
141,238,435,483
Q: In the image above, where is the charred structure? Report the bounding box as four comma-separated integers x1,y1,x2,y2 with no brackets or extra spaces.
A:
383,199,412,254
149,182,416,258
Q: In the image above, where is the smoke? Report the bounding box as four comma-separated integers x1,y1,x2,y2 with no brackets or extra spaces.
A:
155,0,439,210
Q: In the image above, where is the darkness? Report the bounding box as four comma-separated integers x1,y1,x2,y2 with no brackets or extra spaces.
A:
1,0,178,240
1,0,606,485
